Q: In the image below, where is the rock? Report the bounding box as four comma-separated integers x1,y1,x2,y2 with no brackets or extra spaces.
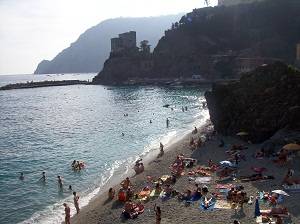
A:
205,62,300,143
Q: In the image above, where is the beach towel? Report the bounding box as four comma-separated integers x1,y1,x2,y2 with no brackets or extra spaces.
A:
137,190,151,201
216,184,234,189
160,175,171,182
150,189,161,197
283,184,300,193
256,216,275,224
199,198,216,211
195,177,212,184
159,191,172,201
214,200,231,209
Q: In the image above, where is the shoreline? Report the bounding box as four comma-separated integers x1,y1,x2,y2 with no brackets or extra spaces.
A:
70,121,300,224
70,121,213,224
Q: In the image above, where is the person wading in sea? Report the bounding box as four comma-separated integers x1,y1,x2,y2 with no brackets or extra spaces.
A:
63,203,71,224
73,191,80,214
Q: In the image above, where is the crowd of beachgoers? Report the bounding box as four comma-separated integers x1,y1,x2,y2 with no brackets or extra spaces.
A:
66,122,300,224
16,103,300,224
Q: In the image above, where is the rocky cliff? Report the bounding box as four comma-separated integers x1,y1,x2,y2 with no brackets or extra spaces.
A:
93,0,300,84
205,62,300,143
34,15,182,74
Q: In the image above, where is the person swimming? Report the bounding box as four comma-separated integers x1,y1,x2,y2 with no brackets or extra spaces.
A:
57,176,63,188
19,172,24,180
39,171,46,182
166,118,169,128
69,185,72,191
150,120,152,124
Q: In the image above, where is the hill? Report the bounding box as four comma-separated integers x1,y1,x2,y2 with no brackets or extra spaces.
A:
93,0,300,84
34,15,183,74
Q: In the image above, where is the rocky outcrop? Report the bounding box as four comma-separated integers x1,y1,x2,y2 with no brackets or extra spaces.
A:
205,62,300,142
93,0,300,84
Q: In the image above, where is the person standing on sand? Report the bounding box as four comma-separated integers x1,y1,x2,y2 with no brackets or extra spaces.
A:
73,191,80,214
63,203,71,224
154,204,161,224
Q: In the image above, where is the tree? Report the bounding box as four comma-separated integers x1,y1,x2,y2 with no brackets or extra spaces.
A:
140,40,150,53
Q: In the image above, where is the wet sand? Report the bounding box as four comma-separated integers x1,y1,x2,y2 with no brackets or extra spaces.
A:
71,123,300,224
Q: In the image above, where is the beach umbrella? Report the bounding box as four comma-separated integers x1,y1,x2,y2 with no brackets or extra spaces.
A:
283,143,300,151
254,198,261,217
236,132,248,136
219,160,235,167
271,190,289,196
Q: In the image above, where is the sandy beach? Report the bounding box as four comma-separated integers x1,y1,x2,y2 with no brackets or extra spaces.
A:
71,122,300,224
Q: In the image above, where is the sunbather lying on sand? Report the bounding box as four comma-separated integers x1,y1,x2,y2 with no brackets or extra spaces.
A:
239,173,274,182
122,200,144,219
178,189,192,201
282,168,300,185
217,167,235,179
261,207,289,216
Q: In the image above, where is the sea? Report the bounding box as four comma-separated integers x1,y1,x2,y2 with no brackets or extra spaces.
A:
0,73,210,224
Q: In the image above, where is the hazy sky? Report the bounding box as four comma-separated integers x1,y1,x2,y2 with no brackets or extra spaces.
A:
0,0,217,75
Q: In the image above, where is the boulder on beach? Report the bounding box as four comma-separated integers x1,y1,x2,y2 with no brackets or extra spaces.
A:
205,62,300,143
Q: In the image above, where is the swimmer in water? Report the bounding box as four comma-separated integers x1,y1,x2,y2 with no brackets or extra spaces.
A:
39,171,46,182
122,133,125,136
57,176,63,188
69,185,72,191
19,172,24,180
150,120,152,124
166,118,169,128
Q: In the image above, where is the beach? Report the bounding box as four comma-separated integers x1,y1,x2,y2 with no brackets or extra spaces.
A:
71,122,300,224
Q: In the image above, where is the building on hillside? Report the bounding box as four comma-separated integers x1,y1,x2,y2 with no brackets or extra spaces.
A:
218,0,265,6
111,31,137,53
234,57,280,74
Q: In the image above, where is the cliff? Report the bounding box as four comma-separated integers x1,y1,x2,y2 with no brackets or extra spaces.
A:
205,62,300,143
93,0,300,84
34,15,182,74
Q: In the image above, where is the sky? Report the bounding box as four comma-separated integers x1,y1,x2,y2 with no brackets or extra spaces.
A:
0,0,217,75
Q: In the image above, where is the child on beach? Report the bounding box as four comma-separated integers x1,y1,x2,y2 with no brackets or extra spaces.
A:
108,188,115,199
63,203,71,224
73,191,80,214
154,204,161,224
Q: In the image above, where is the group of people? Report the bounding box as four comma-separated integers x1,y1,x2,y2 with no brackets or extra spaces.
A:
63,191,80,224
134,159,145,174
71,160,85,171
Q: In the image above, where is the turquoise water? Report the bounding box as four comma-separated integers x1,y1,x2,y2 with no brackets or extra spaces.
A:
0,75,209,224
